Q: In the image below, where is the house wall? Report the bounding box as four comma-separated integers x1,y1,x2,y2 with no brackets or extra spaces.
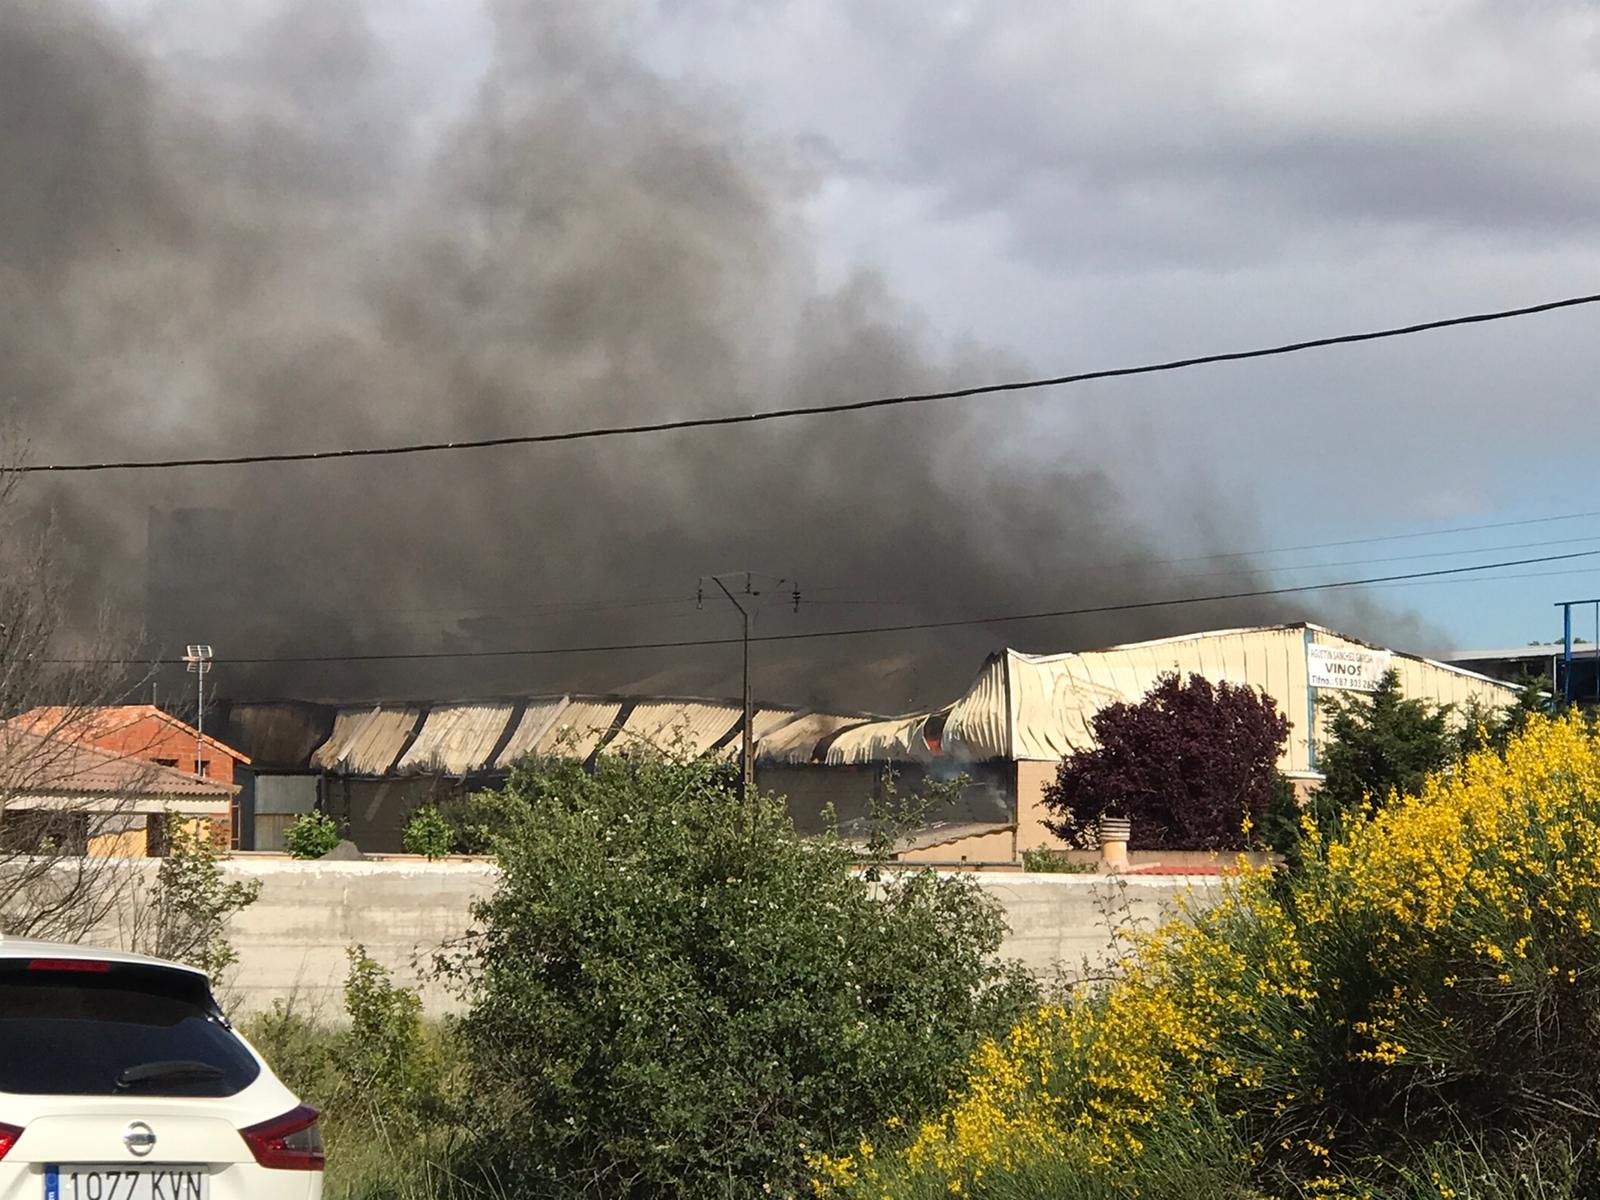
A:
757,762,1014,835
87,717,240,785
78,715,242,846
1016,760,1057,853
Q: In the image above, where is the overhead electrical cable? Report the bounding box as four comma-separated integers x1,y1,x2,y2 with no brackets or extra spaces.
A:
338,527,1600,624
22,290,1600,474
134,546,1600,665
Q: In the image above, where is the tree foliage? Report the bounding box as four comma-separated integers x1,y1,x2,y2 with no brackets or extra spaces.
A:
448,749,1036,1200
1040,672,1290,851
1312,669,1453,824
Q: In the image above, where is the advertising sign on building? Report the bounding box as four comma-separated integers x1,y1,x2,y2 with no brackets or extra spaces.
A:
1306,643,1391,692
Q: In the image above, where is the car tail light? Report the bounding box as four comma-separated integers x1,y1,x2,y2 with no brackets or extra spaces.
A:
27,959,110,973
0,1123,22,1161
239,1106,323,1170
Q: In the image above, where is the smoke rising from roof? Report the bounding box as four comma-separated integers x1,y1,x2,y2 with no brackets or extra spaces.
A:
1,0,1424,712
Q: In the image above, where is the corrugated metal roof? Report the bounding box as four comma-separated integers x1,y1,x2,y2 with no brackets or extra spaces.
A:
310,708,371,772
311,706,422,775
532,700,622,759
936,623,1519,771
824,714,935,766
756,711,877,764
395,704,517,775
493,698,570,769
611,701,743,757
1433,644,1563,662
716,708,804,760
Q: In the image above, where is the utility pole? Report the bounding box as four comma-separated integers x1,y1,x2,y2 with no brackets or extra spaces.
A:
700,573,799,799
182,644,213,777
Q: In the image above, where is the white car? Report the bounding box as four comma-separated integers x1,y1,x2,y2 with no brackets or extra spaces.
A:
0,939,322,1200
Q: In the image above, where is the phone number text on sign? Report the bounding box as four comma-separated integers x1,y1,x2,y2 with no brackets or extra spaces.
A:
1306,643,1391,692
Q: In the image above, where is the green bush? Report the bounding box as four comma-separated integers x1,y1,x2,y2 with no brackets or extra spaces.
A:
335,946,445,1131
139,824,261,979
284,811,341,860
1019,847,1097,874
447,749,1037,1200
243,950,458,1200
402,806,455,860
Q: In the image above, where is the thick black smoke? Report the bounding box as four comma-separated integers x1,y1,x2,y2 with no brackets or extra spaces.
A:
0,0,1426,712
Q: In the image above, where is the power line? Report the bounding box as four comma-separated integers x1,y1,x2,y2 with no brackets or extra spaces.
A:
1141,508,1600,568
24,290,1600,474
271,509,1600,625
152,546,1600,665
1160,532,1600,585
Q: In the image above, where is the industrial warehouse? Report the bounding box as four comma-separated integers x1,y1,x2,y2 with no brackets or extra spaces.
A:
211,621,1516,864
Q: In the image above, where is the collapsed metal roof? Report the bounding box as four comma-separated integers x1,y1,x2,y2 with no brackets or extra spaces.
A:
611,701,742,758
396,704,518,775
222,695,872,778
311,706,422,775
491,698,569,769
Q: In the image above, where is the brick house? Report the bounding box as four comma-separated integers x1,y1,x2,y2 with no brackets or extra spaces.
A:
14,706,251,848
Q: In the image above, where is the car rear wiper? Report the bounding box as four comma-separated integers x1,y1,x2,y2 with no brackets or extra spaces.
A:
114,1060,226,1090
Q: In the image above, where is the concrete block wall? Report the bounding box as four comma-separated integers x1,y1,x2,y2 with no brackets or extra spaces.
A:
201,860,1220,1016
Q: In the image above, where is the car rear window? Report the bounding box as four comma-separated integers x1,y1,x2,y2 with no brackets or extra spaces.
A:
0,960,260,1096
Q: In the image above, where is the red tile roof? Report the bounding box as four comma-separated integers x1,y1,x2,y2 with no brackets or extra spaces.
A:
14,706,251,764
0,727,236,798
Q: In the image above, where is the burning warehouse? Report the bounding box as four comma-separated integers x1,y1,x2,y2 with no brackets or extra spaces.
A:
210,623,1512,862
752,623,1519,866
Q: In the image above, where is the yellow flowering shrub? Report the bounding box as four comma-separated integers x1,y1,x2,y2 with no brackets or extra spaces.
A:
819,714,1600,1198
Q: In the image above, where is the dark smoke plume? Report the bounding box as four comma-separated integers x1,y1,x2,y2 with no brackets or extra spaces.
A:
0,0,1427,712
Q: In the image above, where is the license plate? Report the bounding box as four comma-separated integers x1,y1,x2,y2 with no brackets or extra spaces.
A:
44,1167,207,1200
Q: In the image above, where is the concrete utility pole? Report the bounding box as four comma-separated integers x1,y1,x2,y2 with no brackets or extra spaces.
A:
700,573,799,800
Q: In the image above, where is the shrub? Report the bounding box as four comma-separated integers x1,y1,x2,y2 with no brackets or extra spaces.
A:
1019,847,1096,874
1041,671,1289,850
284,811,340,860
138,823,261,980
402,806,455,860
821,714,1600,1198
447,749,1037,1200
242,950,457,1200
333,946,445,1131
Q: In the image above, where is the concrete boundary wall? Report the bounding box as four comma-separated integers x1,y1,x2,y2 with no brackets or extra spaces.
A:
191,861,1226,1016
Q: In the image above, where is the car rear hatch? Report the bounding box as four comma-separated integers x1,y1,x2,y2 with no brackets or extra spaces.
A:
0,957,315,1200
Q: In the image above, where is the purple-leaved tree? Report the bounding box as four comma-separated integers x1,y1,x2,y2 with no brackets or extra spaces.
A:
1040,672,1290,851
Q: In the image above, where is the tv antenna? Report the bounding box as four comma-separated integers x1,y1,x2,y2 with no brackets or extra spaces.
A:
182,644,213,777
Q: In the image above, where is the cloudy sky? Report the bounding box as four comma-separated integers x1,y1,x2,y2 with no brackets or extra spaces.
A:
631,0,1600,645
15,0,1600,704
282,0,1600,640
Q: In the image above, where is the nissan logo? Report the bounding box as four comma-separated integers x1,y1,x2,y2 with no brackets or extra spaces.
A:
122,1122,156,1157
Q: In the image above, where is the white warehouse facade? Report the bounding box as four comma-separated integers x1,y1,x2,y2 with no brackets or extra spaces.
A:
754,623,1518,864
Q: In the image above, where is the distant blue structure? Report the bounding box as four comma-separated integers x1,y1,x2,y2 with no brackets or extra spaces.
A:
1557,598,1600,705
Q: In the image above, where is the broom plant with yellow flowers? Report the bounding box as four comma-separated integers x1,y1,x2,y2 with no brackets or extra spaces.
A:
816,713,1600,1199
